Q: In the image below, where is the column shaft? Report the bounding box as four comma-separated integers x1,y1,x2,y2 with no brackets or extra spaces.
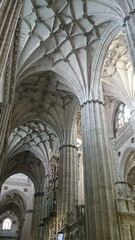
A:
21,210,33,240
58,144,78,224
0,0,22,73
31,192,44,240
81,101,119,240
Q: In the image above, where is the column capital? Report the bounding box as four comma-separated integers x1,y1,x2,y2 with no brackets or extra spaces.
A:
59,144,78,151
130,109,135,114
123,8,135,27
26,209,33,214
34,192,44,198
81,99,105,108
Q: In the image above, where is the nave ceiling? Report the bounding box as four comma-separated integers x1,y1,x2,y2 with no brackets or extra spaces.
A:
3,0,135,198
16,0,135,107
8,1,135,183
2,1,135,239
102,32,135,111
0,189,26,224
17,0,124,101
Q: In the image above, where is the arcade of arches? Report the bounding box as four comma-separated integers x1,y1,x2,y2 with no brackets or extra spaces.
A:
1,0,135,240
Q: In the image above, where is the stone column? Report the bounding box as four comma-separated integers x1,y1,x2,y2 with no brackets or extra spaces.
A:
78,150,84,205
57,118,78,235
0,0,23,73
17,219,25,240
58,142,78,225
0,15,22,177
17,225,22,240
21,210,33,240
31,192,44,240
81,99,119,240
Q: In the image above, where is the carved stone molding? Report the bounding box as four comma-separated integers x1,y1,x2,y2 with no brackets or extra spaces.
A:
34,192,44,198
26,209,33,214
123,9,135,27
59,144,78,151
81,99,105,108
115,182,134,199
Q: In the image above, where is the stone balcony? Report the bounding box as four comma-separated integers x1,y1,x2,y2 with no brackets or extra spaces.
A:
0,230,17,239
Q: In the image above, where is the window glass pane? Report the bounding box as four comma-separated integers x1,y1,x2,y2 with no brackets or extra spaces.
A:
2,218,12,230
114,103,130,135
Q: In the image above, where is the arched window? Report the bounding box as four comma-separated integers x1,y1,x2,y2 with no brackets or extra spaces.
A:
2,218,12,230
114,103,130,135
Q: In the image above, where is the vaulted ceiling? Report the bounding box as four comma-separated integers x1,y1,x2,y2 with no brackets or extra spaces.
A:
102,32,135,111
0,190,26,223
5,0,135,187
17,0,123,101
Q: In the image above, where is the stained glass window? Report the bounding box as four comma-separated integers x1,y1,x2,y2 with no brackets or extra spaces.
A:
114,103,130,135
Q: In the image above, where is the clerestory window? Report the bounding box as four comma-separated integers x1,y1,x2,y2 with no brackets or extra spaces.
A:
114,103,130,135
2,218,12,230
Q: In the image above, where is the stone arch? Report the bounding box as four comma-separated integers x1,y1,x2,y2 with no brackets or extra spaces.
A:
0,189,27,223
10,118,59,151
12,72,79,143
17,68,81,100
2,151,45,193
92,22,122,98
0,189,28,207
119,147,135,181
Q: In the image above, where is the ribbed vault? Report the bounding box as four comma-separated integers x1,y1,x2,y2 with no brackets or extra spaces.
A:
0,211,18,228
12,72,78,141
17,0,123,101
0,190,26,223
102,32,135,111
3,151,45,193
8,121,58,162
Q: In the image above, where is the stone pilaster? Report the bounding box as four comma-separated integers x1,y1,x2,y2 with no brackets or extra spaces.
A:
81,100,119,240
31,192,44,240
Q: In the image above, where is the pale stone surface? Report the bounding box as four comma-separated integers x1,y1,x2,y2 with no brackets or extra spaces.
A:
1,0,135,239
